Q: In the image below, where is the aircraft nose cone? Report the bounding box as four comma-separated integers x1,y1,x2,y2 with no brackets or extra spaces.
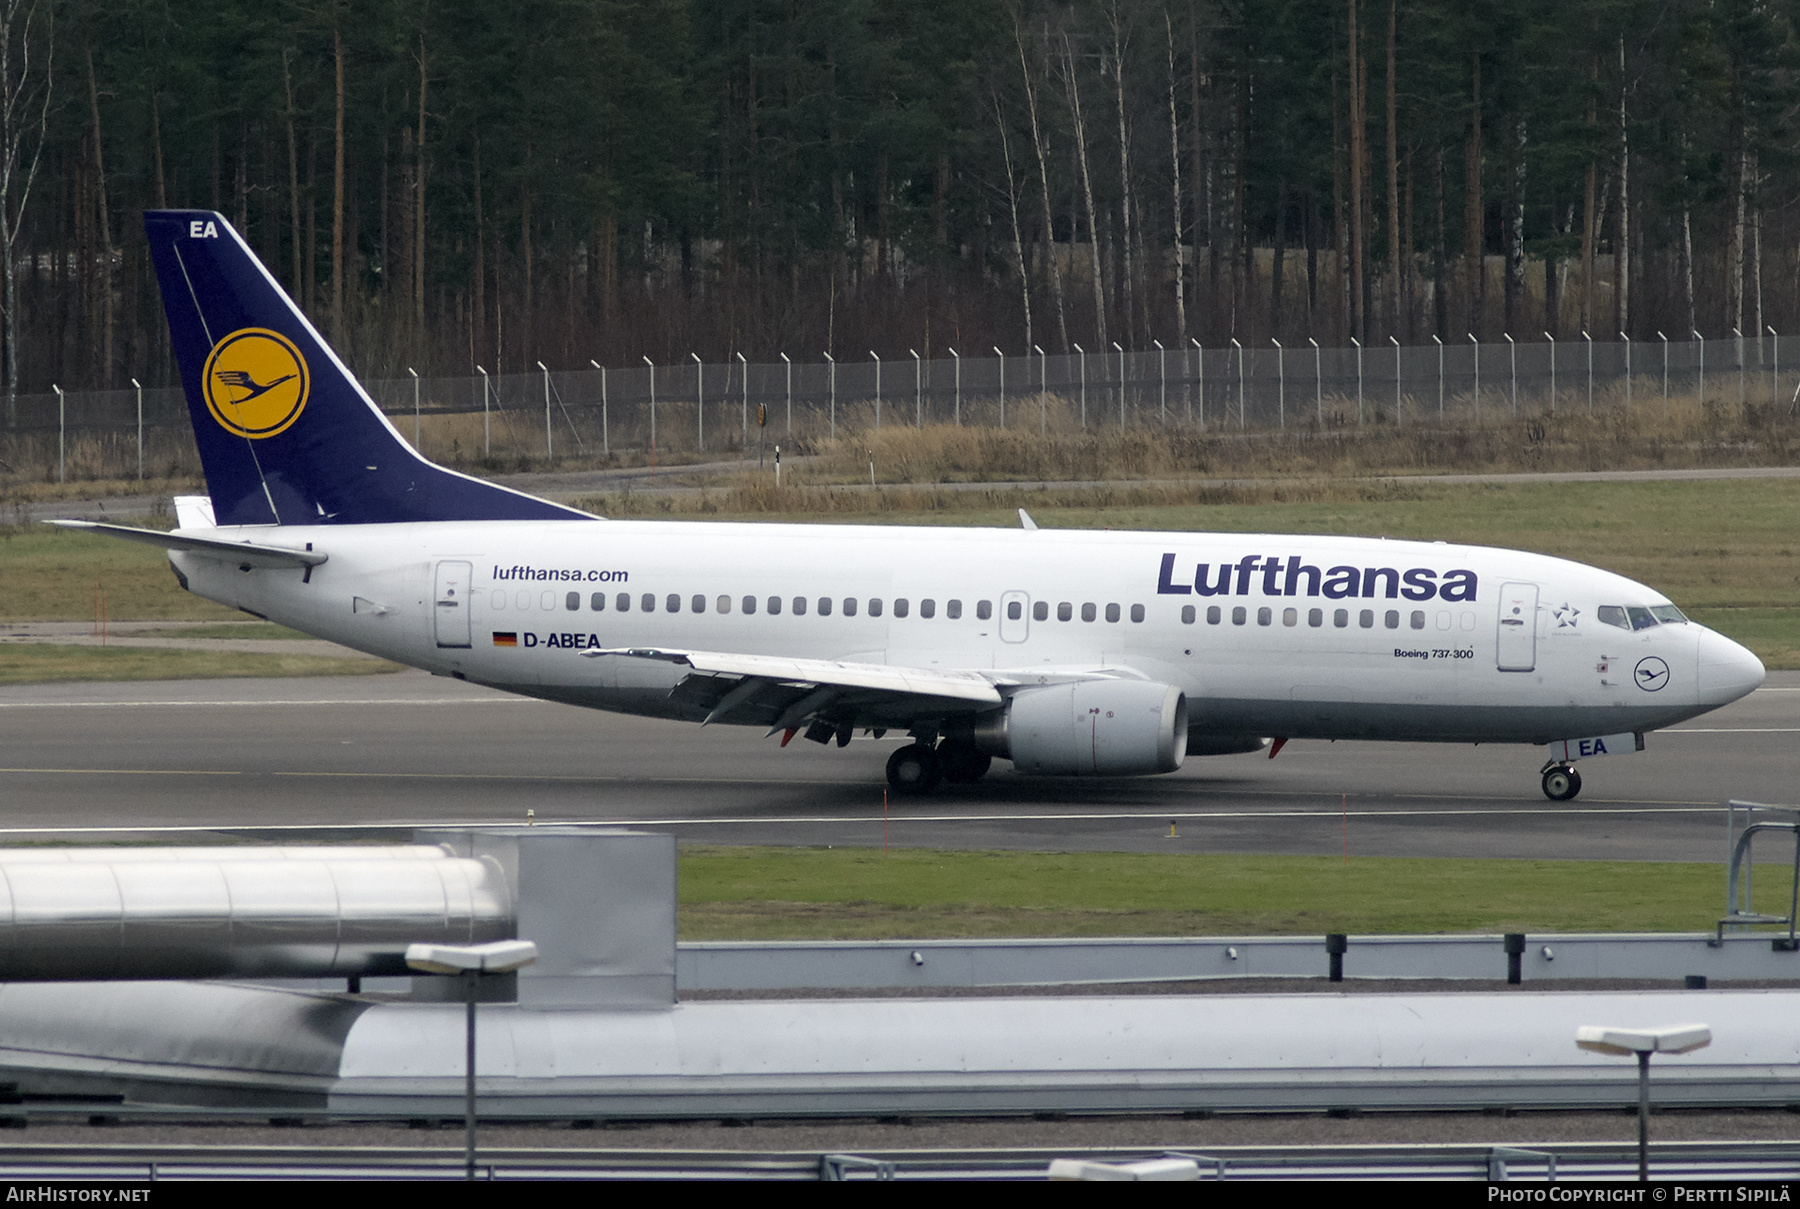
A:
1695,626,1765,706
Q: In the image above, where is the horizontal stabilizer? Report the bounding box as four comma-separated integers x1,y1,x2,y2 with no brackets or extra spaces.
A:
584,647,1004,704
49,520,327,569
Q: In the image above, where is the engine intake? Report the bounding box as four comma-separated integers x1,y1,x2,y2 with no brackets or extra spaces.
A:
975,680,1188,776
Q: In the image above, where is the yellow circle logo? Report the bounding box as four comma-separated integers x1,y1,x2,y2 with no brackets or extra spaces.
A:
201,328,309,439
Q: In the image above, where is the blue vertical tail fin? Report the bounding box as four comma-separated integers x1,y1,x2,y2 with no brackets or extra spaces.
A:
145,209,588,526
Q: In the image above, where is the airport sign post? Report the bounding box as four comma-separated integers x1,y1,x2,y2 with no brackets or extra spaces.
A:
406,940,540,1180
1575,1023,1711,1181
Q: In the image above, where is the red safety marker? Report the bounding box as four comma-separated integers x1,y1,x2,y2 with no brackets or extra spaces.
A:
1268,736,1288,760
780,726,798,748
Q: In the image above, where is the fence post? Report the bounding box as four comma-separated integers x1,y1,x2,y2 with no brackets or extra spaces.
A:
736,352,748,448
1190,337,1203,428
589,361,610,455
1074,343,1087,428
1112,341,1125,430
1034,344,1047,435
949,347,961,426
1582,331,1593,412
871,351,882,430
1390,335,1401,422
1153,339,1167,424
1350,336,1362,425
1468,333,1480,418
53,384,63,482
910,349,921,425
643,356,658,458
994,346,1006,428
1431,335,1443,416
1544,334,1555,413
538,361,553,456
409,367,420,450
1231,337,1245,429
781,352,792,435
476,366,490,455
1735,327,1745,408
1694,329,1705,405
1309,337,1321,424
1272,338,1285,428
824,351,836,440
130,376,142,478
1504,334,1516,415
692,352,705,451
1621,333,1631,409
1770,327,1780,406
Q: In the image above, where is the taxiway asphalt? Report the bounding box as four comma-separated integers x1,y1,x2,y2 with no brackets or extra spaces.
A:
0,669,1792,858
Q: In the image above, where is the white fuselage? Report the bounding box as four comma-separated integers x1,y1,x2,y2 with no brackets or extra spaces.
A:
168,518,1765,750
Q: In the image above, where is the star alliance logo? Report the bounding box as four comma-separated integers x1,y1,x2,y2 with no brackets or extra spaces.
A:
1554,603,1581,628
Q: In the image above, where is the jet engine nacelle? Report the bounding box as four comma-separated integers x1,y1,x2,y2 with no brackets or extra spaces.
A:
976,680,1188,776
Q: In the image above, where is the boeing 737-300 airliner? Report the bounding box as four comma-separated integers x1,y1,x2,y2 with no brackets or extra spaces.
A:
55,211,1767,800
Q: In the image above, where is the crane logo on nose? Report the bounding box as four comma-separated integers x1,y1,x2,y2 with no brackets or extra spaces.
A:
1634,656,1670,692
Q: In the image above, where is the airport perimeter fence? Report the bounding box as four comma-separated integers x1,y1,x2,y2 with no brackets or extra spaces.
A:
4,332,1795,484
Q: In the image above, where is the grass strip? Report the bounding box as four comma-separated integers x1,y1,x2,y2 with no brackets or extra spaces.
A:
0,644,402,684
677,846,1750,940
125,623,312,640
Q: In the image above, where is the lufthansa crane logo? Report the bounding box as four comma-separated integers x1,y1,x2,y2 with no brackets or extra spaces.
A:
201,328,309,439
1634,656,1671,692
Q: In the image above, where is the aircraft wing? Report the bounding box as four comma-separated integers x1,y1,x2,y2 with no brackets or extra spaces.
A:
48,520,328,569
584,646,1004,705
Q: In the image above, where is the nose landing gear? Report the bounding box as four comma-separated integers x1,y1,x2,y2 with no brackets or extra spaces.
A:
1541,761,1582,802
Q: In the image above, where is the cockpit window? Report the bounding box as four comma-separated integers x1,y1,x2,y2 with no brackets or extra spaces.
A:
1597,606,1629,630
1651,605,1688,624
1626,606,1658,631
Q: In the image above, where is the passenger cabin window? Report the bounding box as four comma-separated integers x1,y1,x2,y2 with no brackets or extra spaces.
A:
868,598,884,617
1231,606,1247,625
1385,610,1400,629
742,596,757,615
617,593,631,612
492,590,507,610
667,594,682,613
1006,601,1021,621
590,592,607,612
766,596,781,615
1334,609,1348,627
1105,603,1120,623
1411,611,1426,629
1057,602,1073,622
946,599,962,619
692,595,707,614
566,592,580,611
1360,609,1375,628
1032,601,1048,622
817,597,832,616
1080,603,1096,622
920,599,935,619
843,598,858,617
539,591,555,610
1207,606,1221,624
894,599,909,618
516,591,531,611
640,593,655,613
716,595,731,614
792,597,807,615
978,600,994,621
1309,608,1323,627
1130,604,1145,623
1257,607,1272,626
1283,608,1297,627
1181,605,1196,624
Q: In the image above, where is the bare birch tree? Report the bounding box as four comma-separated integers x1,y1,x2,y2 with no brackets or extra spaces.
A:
0,0,49,413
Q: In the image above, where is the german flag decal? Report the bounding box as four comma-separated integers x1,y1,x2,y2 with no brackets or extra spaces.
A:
492,632,518,647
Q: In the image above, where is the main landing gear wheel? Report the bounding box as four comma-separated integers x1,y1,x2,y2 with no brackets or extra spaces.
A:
936,739,992,784
1541,764,1582,802
886,744,943,795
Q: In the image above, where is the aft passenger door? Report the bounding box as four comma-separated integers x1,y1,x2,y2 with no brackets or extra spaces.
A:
1000,591,1031,643
434,560,473,648
1496,582,1537,672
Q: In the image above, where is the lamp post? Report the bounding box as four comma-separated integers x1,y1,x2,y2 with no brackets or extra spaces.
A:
406,940,540,1182
589,361,609,455
736,352,748,448
1694,329,1705,405
408,367,420,450
1734,327,1745,407
1621,332,1631,409
1582,330,1593,412
476,366,491,456
1431,334,1443,417
53,385,63,482
1468,333,1480,419
870,351,882,431
1390,335,1401,423
823,351,836,439
1658,331,1669,401
1349,336,1362,425
131,378,143,480
1575,1024,1711,1183
1152,338,1167,424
